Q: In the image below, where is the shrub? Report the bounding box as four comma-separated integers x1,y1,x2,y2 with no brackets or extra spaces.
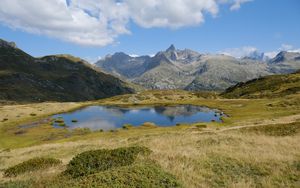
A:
54,119,64,123
65,146,151,178
122,124,133,129
75,164,181,188
195,124,207,128
4,157,62,177
57,123,66,127
2,164,181,188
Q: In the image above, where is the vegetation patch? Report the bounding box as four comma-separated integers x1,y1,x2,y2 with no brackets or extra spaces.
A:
221,72,300,99
54,119,64,123
140,122,157,128
197,136,241,146
75,164,181,188
64,146,151,178
239,122,300,136
122,124,133,129
203,155,270,187
1,164,181,188
4,157,62,177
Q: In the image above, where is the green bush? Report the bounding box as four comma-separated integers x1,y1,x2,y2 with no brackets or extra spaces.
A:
75,164,181,188
122,124,133,129
1,164,181,188
65,146,151,178
4,157,62,177
54,119,64,123
195,124,207,128
57,123,66,127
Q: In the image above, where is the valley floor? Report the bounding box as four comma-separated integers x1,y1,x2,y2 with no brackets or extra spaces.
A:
0,90,299,187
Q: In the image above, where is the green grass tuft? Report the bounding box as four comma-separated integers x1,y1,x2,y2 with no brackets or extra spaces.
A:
4,157,62,177
64,146,151,178
1,164,181,188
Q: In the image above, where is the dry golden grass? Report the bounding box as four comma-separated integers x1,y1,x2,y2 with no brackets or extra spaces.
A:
0,127,299,187
0,90,299,187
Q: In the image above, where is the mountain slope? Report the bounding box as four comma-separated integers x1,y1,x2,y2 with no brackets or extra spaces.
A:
96,53,151,79
96,45,300,91
221,71,300,98
0,39,134,102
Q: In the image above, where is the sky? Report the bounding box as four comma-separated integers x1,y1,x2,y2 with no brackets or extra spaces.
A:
0,0,299,63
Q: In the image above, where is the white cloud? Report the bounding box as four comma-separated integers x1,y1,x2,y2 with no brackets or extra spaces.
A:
279,44,293,51
220,46,258,58
84,56,102,64
127,0,219,28
264,51,277,59
129,54,139,57
265,44,300,58
0,0,252,46
230,0,252,11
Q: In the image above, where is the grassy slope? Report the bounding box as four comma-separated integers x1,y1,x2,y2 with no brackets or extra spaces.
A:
0,90,299,187
221,71,300,98
0,43,134,102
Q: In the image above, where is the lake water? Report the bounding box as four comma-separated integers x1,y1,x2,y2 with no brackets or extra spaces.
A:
52,105,223,131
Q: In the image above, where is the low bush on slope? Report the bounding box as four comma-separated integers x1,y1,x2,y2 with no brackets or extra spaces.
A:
64,146,151,178
4,157,62,177
2,146,181,188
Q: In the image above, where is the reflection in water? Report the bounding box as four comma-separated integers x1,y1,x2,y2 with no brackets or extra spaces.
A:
52,105,223,131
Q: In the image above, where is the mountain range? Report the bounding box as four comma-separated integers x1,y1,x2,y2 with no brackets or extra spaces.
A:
96,45,300,91
0,39,134,102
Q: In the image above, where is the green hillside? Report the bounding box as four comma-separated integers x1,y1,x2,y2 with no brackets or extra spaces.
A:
0,39,134,102
221,70,300,98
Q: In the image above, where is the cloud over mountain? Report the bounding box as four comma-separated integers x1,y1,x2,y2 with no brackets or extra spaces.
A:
0,0,252,46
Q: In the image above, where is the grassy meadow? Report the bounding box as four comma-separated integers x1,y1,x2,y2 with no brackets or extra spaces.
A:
0,90,299,187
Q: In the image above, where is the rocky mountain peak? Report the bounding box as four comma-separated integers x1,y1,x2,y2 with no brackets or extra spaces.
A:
166,44,176,52
270,51,300,63
0,39,17,48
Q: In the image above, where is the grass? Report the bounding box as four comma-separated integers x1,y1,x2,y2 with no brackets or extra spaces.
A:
4,157,62,177
65,146,151,178
0,90,299,149
0,90,299,187
221,71,300,99
239,121,300,136
2,164,181,188
0,125,299,187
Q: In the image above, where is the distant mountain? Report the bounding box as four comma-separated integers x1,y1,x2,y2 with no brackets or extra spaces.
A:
241,51,265,61
96,45,300,91
221,71,300,98
267,51,300,74
0,39,134,102
96,52,151,79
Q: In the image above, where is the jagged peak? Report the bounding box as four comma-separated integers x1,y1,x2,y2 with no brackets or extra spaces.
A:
166,44,176,52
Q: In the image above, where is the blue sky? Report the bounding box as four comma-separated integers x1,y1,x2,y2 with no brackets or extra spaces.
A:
0,0,299,62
